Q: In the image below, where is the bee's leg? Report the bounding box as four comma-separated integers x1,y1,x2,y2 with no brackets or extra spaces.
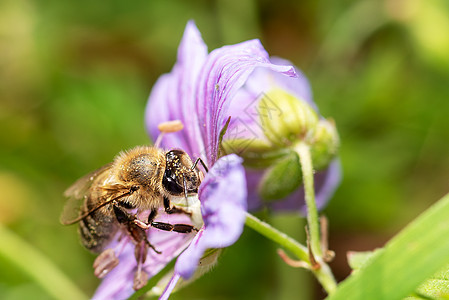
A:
113,204,161,254
147,207,158,223
130,208,157,230
133,240,148,290
113,203,149,230
147,206,198,234
150,221,199,233
163,196,192,216
112,203,133,224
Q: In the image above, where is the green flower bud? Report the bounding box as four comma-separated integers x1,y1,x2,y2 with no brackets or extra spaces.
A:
310,118,339,170
221,89,338,201
259,89,319,146
219,88,339,203
222,138,292,168
258,150,302,201
222,89,323,169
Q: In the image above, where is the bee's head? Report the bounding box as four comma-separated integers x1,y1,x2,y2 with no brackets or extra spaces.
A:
162,149,201,196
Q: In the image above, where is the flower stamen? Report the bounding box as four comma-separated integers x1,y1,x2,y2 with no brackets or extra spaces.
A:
133,241,149,290
154,120,184,147
93,249,120,278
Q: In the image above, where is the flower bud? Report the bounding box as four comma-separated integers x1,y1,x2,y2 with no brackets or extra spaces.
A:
221,88,339,202
222,89,321,168
258,89,319,147
257,150,302,201
222,138,291,168
310,119,339,170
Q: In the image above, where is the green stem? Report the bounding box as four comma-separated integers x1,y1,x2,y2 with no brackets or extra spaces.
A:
314,260,337,295
295,142,338,294
245,213,337,295
245,213,309,263
0,224,88,300
295,142,322,257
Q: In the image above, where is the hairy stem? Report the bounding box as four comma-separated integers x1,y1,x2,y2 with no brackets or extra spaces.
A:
296,141,338,294
295,142,322,257
245,213,337,294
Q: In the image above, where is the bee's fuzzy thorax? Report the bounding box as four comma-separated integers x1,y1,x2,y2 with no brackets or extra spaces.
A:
112,146,167,210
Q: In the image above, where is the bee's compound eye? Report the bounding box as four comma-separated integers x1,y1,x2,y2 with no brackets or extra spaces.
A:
162,169,183,195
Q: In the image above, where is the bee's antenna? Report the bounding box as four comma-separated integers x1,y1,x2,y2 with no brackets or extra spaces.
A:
154,120,184,148
191,157,209,173
182,176,189,206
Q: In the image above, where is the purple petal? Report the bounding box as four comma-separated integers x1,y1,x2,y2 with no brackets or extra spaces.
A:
145,73,190,150
174,154,247,279
223,57,316,144
268,57,314,107
313,158,342,211
171,230,205,280
146,20,207,157
196,40,296,164
159,273,181,300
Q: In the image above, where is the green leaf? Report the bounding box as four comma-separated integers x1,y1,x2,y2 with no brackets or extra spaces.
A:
327,193,449,300
348,252,449,299
347,250,381,272
258,151,302,201
405,266,449,300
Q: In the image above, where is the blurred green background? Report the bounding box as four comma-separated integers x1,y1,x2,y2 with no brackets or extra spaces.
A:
1,0,448,299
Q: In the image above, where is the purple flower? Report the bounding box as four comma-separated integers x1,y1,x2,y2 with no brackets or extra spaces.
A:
146,21,340,215
144,21,341,297
93,18,340,299
95,20,264,300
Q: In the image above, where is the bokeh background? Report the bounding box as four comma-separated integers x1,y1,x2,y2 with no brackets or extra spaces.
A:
1,0,448,299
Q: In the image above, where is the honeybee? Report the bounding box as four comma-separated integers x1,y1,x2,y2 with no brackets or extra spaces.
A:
61,139,207,289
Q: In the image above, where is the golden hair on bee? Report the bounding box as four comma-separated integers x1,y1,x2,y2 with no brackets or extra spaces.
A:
109,146,167,211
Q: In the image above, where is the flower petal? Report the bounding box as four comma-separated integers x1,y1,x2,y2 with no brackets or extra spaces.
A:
224,57,315,145
313,158,341,211
196,40,297,164
174,154,247,279
267,57,314,106
145,73,190,150
159,272,181,300
146,20,208,156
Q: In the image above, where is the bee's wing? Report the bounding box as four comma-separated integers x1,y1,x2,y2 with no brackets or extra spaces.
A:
61,163,113,225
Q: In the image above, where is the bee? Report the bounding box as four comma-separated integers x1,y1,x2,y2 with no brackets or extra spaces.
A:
61,122,207,290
